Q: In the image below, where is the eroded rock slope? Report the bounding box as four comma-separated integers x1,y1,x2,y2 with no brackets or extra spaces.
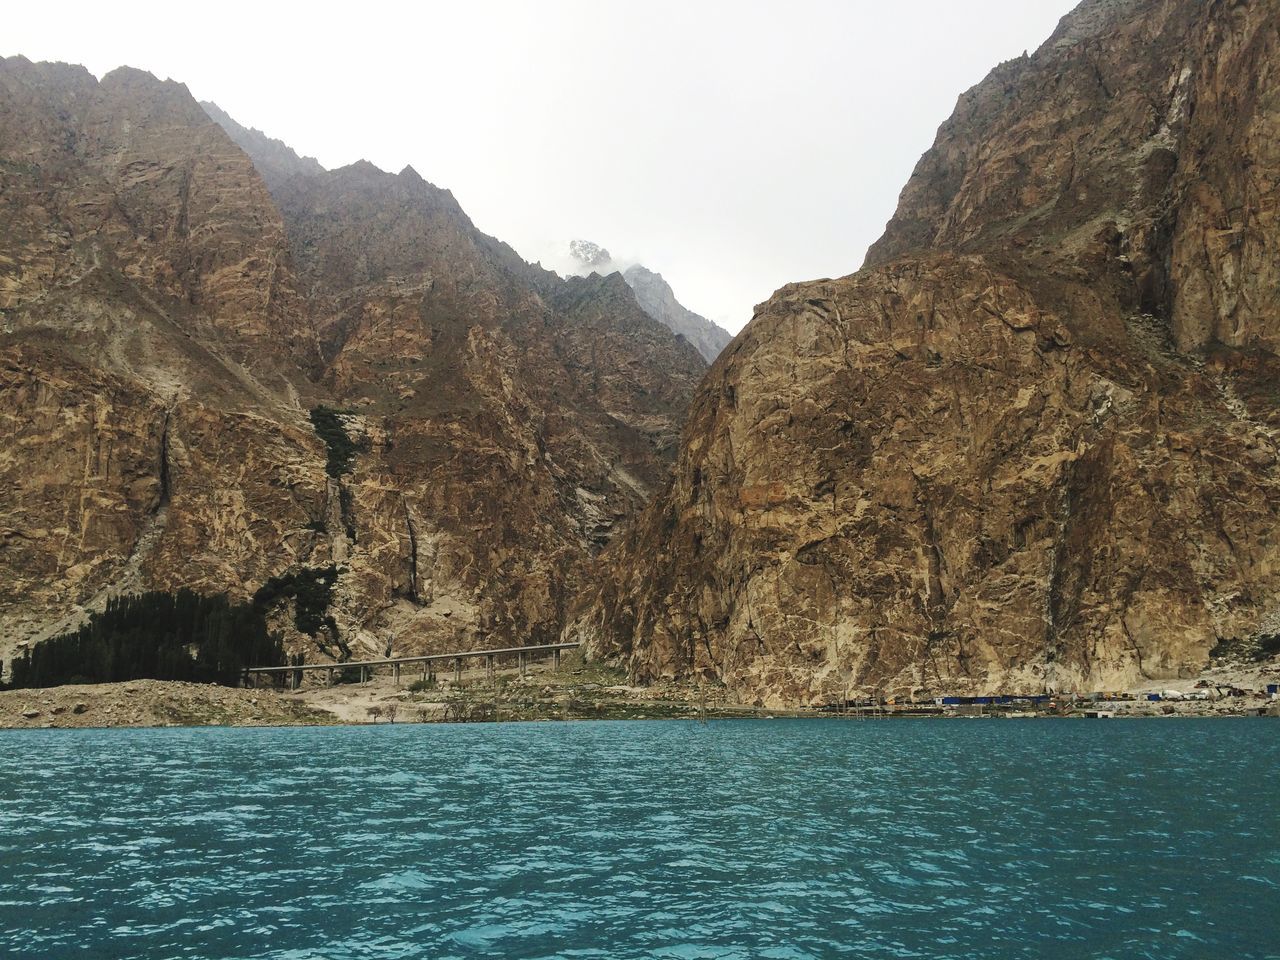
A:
0,56,704,669
566,0,1280,704
567,240,733,362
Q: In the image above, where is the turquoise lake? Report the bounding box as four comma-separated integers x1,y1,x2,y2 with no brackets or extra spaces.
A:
1,719,1277,959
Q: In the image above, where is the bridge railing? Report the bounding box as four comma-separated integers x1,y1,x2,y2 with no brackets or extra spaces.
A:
243,642,581,688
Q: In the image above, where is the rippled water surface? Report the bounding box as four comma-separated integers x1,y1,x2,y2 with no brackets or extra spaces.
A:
2,719,1278,959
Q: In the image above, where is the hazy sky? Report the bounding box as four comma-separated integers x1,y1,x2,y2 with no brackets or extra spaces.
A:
7,1,1076,332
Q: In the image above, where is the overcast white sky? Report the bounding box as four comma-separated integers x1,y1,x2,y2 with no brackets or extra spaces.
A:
8,1,1076,332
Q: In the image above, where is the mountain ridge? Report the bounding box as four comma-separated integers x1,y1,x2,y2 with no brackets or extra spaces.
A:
564,0,1280,705
566,239,733,362
1,58,705,673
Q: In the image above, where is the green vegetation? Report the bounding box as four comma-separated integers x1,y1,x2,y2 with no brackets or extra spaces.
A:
252,566,339,637
1210,633,1280,662
309,406,361,478
308,408,361,540
9,564,352,691
9,591,283,688
338,486,357,542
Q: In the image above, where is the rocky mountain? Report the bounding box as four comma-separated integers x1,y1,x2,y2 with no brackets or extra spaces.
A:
251,151,706,655
198,101,324,191
568,239,613,271
566,0,1280,705
0,56,705,672
1,57,321,661
567,240,733,362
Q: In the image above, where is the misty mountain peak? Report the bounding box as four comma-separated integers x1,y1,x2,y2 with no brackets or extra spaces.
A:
566,239,731,362
569,239,614,270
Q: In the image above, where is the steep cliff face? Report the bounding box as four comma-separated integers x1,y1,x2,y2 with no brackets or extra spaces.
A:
622,265,733,364
567,240,733,362
567,0,1280,704
1,59,704,669
198,101,325,191
251,156,707,655
0,57,326,659
0,60,313,382
867,0,1280,357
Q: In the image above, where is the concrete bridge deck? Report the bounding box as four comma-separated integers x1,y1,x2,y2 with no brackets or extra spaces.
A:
243,642,580,688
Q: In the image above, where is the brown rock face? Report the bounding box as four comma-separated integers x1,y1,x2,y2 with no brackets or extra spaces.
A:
566,240,733,362
866,0,1280,355
0,57,324,656
0,61,313,382
0,58,704,668
567,0,1280,704
197,101,325,192
254,156,706,654
622,264,732,364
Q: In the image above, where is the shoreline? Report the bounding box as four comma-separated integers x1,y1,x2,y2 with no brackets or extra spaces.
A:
4,716,1277,734
2,659,1277,730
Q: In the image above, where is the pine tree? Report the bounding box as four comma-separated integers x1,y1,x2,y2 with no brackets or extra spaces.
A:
8,590,285,688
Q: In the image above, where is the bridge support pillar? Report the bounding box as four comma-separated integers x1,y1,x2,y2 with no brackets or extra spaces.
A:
487,655,495,683
422,662,429,683
454,658,462,683
554,648,561,671
519,652,527,677
328,667,335,687
393,663,401,688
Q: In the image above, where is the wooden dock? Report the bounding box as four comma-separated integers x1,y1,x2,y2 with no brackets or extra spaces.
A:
243,642,580,689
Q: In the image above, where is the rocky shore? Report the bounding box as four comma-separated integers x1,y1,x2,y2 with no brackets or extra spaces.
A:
0,679,337,729
2,651,1277,729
